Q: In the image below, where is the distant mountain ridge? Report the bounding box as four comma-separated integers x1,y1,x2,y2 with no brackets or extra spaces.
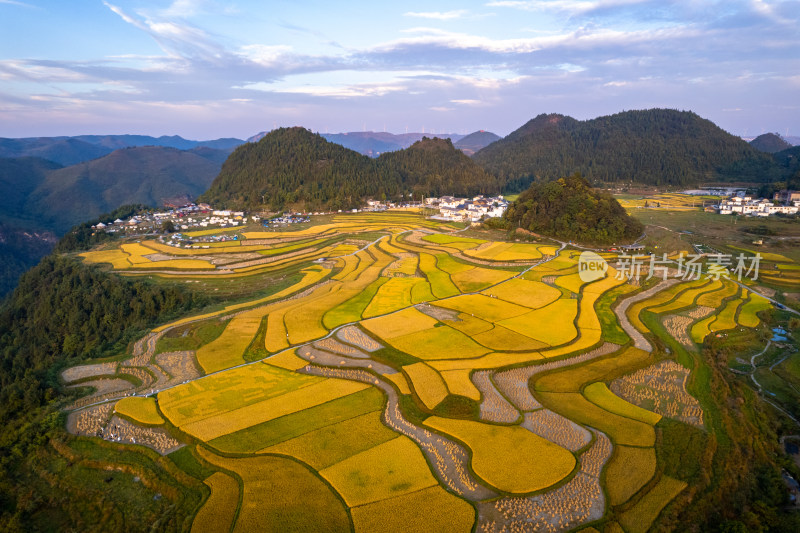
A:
247,130,466,157
454,130,501,156
0,134,244,166
473,109,783,188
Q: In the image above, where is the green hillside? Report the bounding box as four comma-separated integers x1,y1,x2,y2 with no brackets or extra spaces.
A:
504,173,643,244
750,133,793,153
474,109,782,189
200,128,498,210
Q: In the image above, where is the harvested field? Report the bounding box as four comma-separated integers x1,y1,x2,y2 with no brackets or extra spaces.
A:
155,351,202,385
104,415,182,454
67,402,116,437
61,361,118,383
583,382,662,425
472,371,519,423
336,326,383,351
314,337,370,358
610,360,704,428
66,378,135,410
493,343,620,411
424,416,575,494
521,409,592,452
191,472,239,533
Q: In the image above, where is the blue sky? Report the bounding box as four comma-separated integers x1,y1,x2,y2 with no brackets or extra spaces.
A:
1,0,798,139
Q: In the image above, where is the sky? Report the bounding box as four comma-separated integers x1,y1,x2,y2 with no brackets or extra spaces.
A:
1,0,798,140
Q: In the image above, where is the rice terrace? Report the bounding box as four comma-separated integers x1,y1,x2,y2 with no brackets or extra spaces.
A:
60,206,800,532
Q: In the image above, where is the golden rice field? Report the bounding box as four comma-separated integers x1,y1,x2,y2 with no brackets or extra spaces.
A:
65,209,784,532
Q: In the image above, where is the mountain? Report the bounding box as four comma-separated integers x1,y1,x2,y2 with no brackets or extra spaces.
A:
0,138,113,166
247,130,466,157
25,146,222,232
504,173,643,245
0,157,63,225
201,128,495,210
750,133,793,153
474,109,782,189
0,134,244,166
454,130,501,156
376,136,501,197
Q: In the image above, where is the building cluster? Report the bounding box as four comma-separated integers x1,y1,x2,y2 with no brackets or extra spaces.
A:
717,191,799,216
425,195,509,222
92,203,257,235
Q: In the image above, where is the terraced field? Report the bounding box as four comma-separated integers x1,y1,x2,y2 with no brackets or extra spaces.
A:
61,210,787,532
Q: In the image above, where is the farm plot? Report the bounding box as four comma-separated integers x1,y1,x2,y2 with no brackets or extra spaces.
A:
198,447,350,533
610,360,704,427
363,277,422,317
387,325,490,360
424,416,575,493
114,396,164,425
104,415,182,454
418,253,460,298
319,436,439,507
196,313,263,373
618,476,687,533
472,371,519,423
451,266,516,293
604,445,657,506
362,307,438,339
498,298,578,346
402,362,449,409
436,294,529,323
262,411,397,470
738,290,773,328
350,485,475,533
583,382,662,425
67,402,116,437
521,409,592,452
482,278,561,309
211,387,385,453
439,369,481,400
191,472,239,533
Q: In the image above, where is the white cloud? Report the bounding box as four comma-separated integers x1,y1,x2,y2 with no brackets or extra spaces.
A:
404,10,468,20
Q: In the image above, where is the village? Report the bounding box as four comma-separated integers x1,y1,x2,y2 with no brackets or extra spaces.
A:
717,190,800,216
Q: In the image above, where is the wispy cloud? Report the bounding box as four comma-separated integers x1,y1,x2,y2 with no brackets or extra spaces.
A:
404,10,468,20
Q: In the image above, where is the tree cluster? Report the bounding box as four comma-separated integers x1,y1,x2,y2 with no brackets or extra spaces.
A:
503,173,643,244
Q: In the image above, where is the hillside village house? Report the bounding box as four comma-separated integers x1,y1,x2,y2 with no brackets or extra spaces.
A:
427,195,508,222
718,195,799,216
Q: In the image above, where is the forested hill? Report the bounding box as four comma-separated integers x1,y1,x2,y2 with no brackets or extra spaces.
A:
200,128,500,211
750,133,793,153
473,109,780,189
504,173,643,245
375,137,502,198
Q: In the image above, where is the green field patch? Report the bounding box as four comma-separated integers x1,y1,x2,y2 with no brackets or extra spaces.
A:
323,277,389,329
410,280,436,303
435,253,475,274
436,293,529,322
363,277,422,318
261,411,398,469
645,279,720,315
618,476,687,533
690,315,715,344
422,233,486,250
424,416,575,493
605,444,657,506
737,290,772,328
482,278,561,309
319,436,439,507
584,382,662,425
419,253,461,297
709,297,743,332
388,325,491,360
208,387,385,453
199,448,350,533
498,299,578,346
